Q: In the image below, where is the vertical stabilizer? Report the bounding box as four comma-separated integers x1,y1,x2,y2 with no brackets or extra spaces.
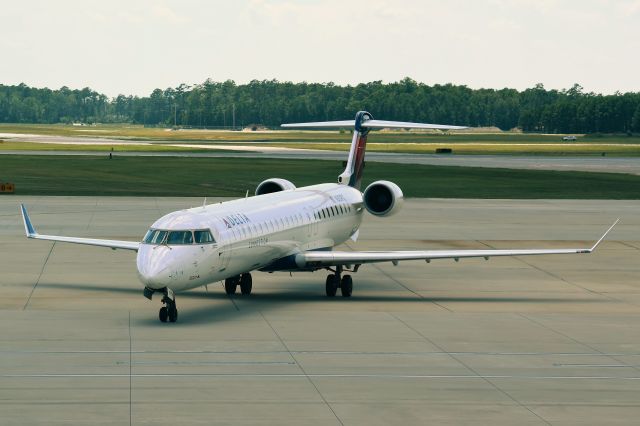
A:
338,111,371,189
281,112,467,190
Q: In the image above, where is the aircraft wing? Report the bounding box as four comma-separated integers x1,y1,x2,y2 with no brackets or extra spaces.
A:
297,220,618,268
20,204,140,251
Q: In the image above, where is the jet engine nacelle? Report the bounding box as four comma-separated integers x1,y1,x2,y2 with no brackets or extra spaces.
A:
362,180,404,217
255,178,296,196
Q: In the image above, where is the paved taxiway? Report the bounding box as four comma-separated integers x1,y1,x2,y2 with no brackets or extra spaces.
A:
1,197,639,425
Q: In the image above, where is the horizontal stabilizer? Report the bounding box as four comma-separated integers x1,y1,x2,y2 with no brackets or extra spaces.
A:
281,120,355,128
282,119,466,130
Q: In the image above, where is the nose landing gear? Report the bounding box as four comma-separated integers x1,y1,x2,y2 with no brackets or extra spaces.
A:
144,287,178,323
159,294,178,323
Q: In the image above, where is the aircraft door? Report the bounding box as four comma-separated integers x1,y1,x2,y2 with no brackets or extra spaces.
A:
218,229,233,273
304,207,317,239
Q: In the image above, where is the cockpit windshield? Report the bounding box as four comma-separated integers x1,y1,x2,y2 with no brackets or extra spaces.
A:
143,229,168,245
167,230,193,245
194,230,214,243
142,229,215,245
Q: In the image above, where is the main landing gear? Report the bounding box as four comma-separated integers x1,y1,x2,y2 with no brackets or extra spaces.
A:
144,287,178,323
325,266,353,298
224,273,253,296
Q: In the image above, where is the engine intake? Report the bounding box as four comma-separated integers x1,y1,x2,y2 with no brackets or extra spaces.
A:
362,180,403,217
255,178,296,196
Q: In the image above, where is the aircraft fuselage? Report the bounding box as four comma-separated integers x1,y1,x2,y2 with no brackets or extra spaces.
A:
136,183,364,292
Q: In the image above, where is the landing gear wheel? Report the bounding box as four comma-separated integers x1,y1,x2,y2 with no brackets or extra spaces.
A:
159,289,178,323
340,275,353,297
240,273,253,295
325,274,339,297
225,277,238,295
168,304,178,322
159,306,168,322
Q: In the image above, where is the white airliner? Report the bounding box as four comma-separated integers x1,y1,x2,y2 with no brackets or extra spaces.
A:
20,111,618,323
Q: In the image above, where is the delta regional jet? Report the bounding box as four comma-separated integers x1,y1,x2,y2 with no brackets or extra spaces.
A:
20,112,618,323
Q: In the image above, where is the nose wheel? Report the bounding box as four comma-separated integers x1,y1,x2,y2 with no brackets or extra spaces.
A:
159,291,178,323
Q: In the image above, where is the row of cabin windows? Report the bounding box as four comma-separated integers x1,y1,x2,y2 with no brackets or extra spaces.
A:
226,203,352,241
229,212,307,240
313,203,352,221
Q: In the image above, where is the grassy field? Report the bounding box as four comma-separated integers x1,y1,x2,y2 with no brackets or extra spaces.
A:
1,155,638,199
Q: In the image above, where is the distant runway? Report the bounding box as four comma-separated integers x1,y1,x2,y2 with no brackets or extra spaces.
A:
1,197,639,425
2,132,640,175
2,149,640,175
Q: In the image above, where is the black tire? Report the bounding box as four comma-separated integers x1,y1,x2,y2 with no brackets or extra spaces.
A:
168,305,178,323
240,273,253,295
225,277,237,295
159,306,168,322
325,274,338,297
341,275,353,297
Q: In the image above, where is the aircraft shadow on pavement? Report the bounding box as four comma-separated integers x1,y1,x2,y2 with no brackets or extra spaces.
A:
38,282,606,326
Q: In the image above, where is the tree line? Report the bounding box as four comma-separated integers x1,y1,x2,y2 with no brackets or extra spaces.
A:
1,79,640,133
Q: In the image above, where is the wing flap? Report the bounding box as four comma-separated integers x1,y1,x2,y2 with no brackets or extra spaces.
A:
299,220,618,267
300,248,588,267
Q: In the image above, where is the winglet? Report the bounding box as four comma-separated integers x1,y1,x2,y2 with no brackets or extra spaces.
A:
589,219,619,252
20,204,37,237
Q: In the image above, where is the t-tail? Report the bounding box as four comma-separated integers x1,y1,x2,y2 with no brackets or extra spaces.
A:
282,111,467,189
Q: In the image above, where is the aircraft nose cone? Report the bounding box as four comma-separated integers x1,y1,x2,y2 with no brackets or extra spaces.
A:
136,246,170,289
138,264,168,288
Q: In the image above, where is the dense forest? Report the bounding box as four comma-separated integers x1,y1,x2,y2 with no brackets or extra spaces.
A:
1,79,640,133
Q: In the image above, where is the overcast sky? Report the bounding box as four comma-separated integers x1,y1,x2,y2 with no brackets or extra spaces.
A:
1,0,638,97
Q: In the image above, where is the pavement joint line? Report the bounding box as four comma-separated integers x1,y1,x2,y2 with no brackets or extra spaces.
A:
478,239,633,306
2,207,160,218
344,242,452,312
85,198,99,230
390,312,553,426
259,311,344,426
128,311,132,426
3,349,640,357
153,197,162,216
22,241,56,310
225,291,240,311
519,313,640,376
619,241,640,250
4,373,640,380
